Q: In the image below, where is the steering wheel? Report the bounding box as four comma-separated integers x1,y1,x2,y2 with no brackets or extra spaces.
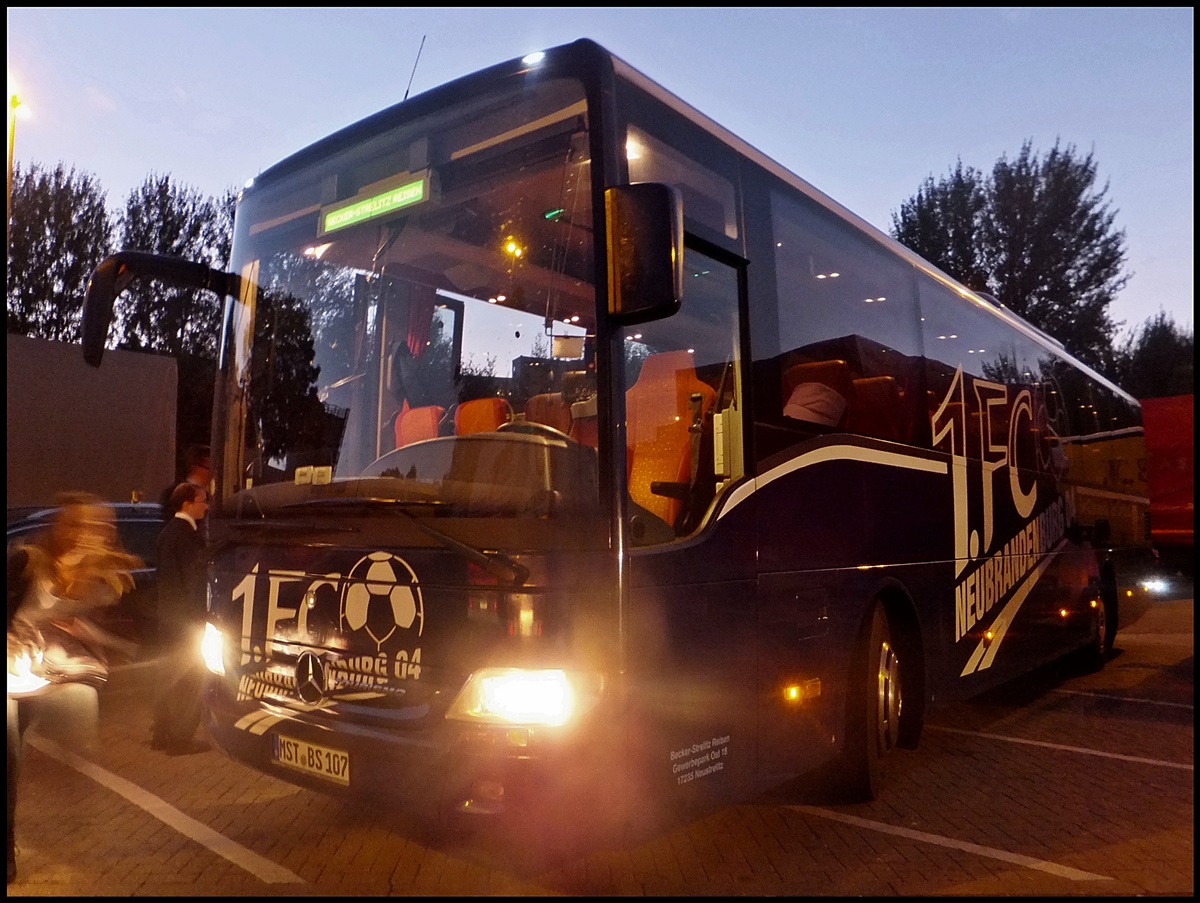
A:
496,421,573,441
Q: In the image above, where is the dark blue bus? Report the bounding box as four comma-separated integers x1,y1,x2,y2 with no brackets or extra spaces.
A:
81,38,1149,837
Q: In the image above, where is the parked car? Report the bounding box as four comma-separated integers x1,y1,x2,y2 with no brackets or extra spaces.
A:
6,501,164,653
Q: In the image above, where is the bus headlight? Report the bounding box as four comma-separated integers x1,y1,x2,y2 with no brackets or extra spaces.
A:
201,622,226,676
446,668,603,727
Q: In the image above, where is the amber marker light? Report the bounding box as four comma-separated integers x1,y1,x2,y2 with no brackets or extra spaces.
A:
782,678,821,704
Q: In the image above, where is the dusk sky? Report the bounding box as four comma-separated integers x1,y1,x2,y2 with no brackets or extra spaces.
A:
7,7,1193,339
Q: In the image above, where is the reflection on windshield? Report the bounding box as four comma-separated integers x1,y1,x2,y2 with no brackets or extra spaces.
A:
222,78,598,520
232,432,599,520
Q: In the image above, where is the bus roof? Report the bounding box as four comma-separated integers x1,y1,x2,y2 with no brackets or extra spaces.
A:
241,37,1137,407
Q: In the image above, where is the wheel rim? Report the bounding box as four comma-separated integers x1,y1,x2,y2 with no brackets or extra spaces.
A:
1095,600,1108,653
875,640,902,753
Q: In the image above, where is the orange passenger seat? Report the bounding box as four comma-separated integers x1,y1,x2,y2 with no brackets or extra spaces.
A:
523,393,573,434
394,404,445,447
845,376,906,441
782,359,854,427
454,397,513,435
625,350,716,527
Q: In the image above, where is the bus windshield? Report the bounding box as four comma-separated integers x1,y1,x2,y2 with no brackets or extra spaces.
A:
219,77,597,519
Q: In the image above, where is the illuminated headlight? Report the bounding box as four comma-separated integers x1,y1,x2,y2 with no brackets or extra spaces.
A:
446,668,603,727
1139,577,1168,595
201,622,226,676
7,650,51,697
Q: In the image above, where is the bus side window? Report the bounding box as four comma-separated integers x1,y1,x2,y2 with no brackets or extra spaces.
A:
782,359,853,428
623,246,744,545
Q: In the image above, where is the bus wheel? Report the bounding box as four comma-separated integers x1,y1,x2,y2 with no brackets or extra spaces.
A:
838,603,902,802
1079,597,1111,674
1100,587,1118,656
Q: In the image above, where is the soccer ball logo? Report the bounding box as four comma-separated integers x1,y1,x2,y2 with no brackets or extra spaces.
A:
340,552,424,651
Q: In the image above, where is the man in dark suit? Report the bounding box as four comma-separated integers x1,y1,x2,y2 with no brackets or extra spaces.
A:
150,482,209,754
159,445,211,521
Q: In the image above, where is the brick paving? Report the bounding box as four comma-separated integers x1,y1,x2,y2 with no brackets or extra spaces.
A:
8,592,1192,896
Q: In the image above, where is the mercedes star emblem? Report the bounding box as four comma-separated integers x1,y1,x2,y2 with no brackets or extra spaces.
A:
294,651,327,704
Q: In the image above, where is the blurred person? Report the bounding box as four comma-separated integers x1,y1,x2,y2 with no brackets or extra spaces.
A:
7,493,142,884
148,482,210,755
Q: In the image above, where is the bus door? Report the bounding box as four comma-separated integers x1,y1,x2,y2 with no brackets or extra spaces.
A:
621,244,756,812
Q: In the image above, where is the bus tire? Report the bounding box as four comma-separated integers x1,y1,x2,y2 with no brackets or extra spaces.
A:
1100,581,1118,656
1079,596,1112,674
837,602,902,802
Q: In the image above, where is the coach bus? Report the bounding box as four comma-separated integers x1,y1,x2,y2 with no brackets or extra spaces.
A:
81,39,1149,834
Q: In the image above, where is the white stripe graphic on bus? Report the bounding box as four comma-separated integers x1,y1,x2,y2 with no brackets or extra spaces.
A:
234,710,281,734
718,443,947,520
959,542,1061,676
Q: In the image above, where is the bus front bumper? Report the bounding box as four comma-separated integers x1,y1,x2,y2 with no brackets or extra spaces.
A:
202,682,611,823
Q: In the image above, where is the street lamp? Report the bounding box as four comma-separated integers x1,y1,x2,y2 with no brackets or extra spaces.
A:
8,80,25,252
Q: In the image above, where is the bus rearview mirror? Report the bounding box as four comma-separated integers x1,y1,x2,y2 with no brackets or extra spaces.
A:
82,251,242,367
605,183,683,325
82,256,133,367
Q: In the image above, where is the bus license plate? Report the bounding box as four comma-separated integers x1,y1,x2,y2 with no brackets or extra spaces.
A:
272,734,350,786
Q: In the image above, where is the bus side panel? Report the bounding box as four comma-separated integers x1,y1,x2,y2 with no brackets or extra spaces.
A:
625,508,758,823
754,442,953,575
749,438,1101,719
751,443,952,774
755,570,842,782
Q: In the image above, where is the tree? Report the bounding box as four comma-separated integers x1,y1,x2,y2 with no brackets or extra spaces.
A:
211,188,237,272
114,176,238,459
1110,310,1194,399
7,158,238,484
892,140,1129,370
6,161,114,341
249,290,327,463
890,160,990,293
113,174,227,358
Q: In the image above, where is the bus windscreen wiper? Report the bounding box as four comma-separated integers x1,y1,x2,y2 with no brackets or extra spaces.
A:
280,497,529,587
